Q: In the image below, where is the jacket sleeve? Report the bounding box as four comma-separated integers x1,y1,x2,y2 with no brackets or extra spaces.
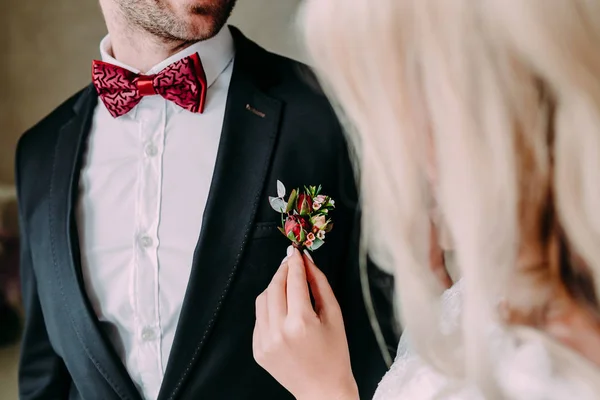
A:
16,136,72,399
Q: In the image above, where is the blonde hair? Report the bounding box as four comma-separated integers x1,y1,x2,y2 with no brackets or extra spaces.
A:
300,0,600,395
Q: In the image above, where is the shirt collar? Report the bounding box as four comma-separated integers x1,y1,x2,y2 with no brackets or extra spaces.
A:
99,26,235,117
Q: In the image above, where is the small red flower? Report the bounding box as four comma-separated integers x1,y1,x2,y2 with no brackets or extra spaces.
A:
297,194,312,215
284,216,308,242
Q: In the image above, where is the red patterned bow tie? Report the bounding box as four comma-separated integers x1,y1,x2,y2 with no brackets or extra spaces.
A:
92,53,207,118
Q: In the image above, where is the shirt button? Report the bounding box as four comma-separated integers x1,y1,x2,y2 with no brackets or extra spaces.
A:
145,143,158,157
141,327,157,342
140,236,153,248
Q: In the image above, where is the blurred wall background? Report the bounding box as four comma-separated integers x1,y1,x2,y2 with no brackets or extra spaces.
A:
0,0,304,184
0,1,303,398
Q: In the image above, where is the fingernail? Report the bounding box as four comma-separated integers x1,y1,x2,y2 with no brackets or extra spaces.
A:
286,245,294,258
303,249,313,261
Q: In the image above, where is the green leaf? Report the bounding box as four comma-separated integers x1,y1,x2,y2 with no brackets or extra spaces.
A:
278,226,287,237
287,230,298,243
269,196,287,213
299,228,306,243
309,238,325,251
277,180,286,198
286,189,298,213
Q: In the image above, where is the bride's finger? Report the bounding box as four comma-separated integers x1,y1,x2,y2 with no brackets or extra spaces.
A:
252,320,262,359
286,248,313,317
267,261,289,327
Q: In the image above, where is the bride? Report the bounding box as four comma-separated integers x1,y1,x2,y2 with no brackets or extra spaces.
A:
252,0,600,399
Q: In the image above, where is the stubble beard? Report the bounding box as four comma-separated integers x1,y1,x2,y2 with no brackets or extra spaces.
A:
117,0,237,43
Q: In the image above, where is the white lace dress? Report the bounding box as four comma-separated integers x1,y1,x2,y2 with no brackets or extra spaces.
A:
373,280,600,399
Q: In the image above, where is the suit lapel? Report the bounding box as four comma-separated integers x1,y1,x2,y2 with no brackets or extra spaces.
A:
158,29,283,400
49,86,143,400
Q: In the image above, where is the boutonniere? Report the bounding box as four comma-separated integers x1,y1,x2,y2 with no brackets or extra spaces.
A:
269,180,335,251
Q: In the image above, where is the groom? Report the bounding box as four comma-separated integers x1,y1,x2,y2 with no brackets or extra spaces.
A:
15,0,396,399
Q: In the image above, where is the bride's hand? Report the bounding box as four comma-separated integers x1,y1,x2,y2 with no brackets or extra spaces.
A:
252,247,359,400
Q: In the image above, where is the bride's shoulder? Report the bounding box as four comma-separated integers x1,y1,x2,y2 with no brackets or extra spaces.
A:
373,280,600,400
373,280,479,400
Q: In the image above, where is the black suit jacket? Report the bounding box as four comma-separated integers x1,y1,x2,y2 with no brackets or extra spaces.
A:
15,27,396,400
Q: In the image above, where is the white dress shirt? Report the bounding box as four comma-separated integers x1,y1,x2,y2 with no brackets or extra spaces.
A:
76,27,235,400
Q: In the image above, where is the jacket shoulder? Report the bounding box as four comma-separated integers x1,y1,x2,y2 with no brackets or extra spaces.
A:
230,27,330,109
262,51,330,106
16,87,89,165
15,86,91,195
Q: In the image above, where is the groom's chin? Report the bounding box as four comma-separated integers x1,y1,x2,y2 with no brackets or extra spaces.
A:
177,0,237,39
